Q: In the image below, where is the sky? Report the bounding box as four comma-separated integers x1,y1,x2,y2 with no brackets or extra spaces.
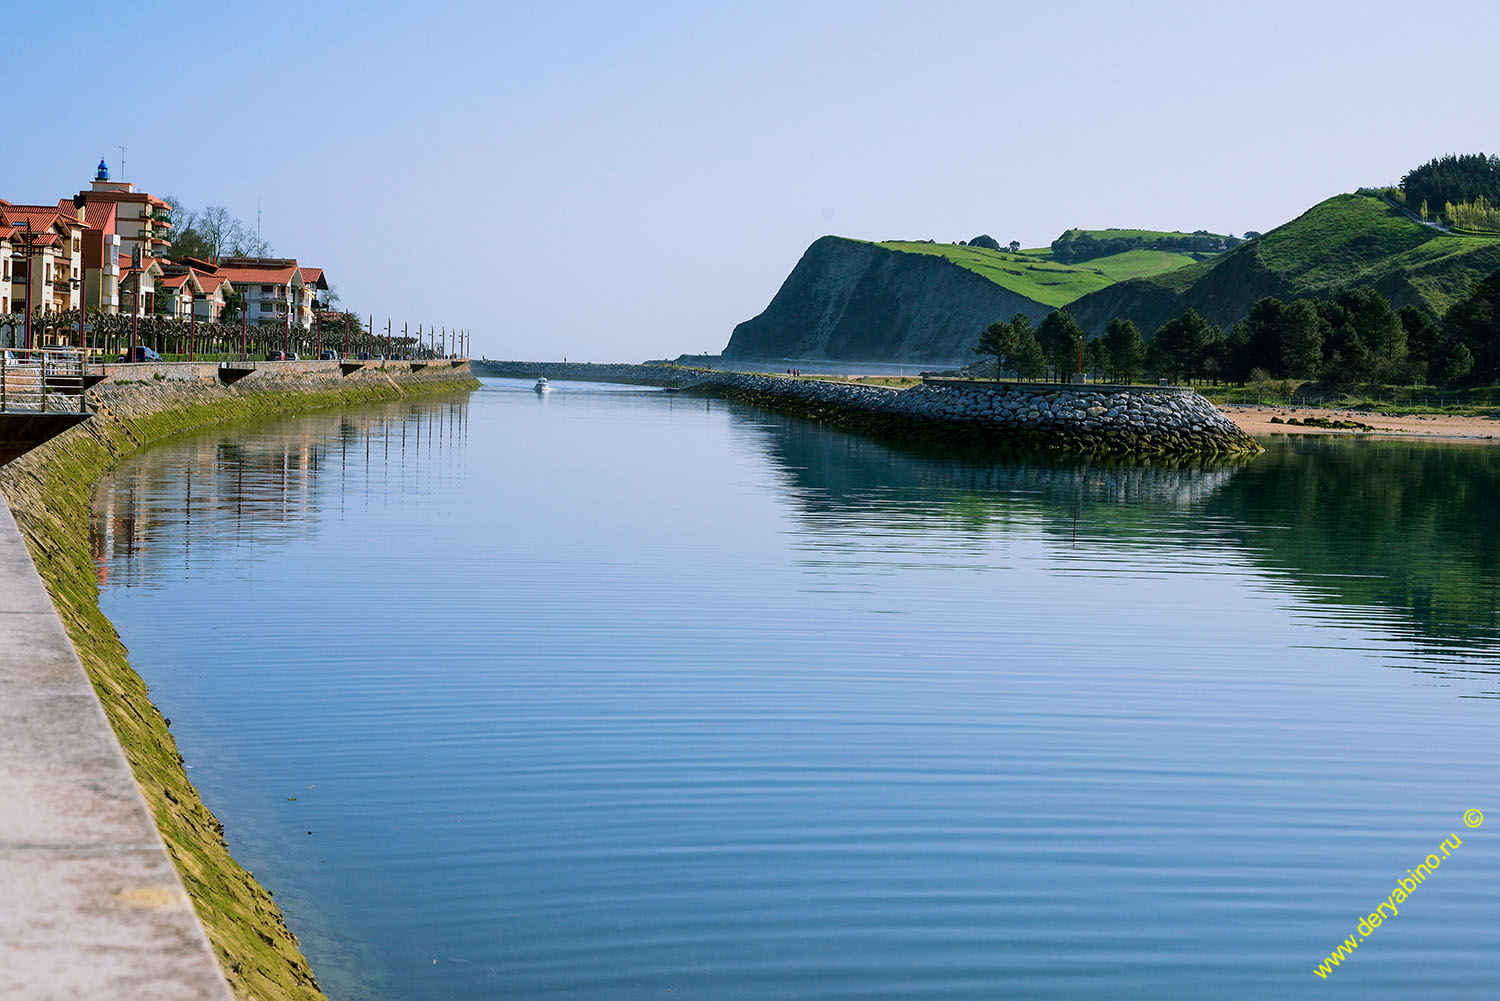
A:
8,1,1498,360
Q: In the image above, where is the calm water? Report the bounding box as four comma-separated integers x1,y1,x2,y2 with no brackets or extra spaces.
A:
92,380,1500,1000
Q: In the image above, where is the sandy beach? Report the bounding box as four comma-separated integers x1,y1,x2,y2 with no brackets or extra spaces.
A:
1222,404,1500,442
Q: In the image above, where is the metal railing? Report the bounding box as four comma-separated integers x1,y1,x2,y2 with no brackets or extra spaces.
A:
0,347,91,414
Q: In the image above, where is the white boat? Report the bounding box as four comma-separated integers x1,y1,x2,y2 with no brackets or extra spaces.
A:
534,377,550,393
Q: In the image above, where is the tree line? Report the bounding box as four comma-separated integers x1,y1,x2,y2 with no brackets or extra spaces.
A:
1400,154,1500,222
164,196,273,261
975,267,1500,388
1049,228,1243,264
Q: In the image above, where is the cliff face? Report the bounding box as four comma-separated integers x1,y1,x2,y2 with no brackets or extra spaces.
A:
724,236,1052,364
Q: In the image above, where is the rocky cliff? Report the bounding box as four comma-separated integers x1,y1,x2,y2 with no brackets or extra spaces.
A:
724,236,1052,364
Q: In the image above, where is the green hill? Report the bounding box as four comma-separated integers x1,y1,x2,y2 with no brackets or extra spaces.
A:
874,239,1214,308
1063,194,1500,336
726,188,1500,363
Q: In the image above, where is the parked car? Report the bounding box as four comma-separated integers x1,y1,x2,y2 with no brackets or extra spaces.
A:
287,352,300,361
1,350,17,367
356,351,371,360
319,349,339,360
265,350,287,361
119,346,162,362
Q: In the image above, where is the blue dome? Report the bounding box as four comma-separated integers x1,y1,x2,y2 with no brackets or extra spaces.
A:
95,158,109,181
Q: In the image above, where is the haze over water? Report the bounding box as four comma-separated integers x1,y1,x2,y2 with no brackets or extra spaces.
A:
92,380,1500,1000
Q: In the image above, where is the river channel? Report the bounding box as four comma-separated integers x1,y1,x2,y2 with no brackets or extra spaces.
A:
91,378,1500,1000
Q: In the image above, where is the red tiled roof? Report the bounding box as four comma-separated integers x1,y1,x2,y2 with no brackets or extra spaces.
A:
213,264,300,284
195,274,229,293
118,253,164,275
299,267,325,285
82,200,117,232
1,205,83,234
159,273,191,290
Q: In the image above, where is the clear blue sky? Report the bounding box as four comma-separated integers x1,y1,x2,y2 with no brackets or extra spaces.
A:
10,1,1497,360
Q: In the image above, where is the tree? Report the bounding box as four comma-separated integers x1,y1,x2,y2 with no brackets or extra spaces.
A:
1008,314,1046,380
1084,336,1111,383
1401,153,1500,218
229,229,273,258
968,234,1000,250
1443,269,1500,382
1036,309,1084,382
974,321,1009,379
1399,305,1441,381
974,314,1045,380
196,206,242,260
1243,231,1263,240
220,287,245,322
1150,309,1219,384
1280,299,1328,380
1007,240,1020,253
1235,298,1288,380
1318,288,1406,384
1103,317,1145,384
1223,320,1253,384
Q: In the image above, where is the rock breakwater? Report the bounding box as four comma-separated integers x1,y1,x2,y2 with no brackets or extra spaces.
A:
695,374,1262,456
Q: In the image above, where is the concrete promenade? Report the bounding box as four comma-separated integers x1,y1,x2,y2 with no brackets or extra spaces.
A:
0,493,231,1000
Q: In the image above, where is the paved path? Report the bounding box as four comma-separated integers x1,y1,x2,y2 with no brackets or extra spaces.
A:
0,494,231,1000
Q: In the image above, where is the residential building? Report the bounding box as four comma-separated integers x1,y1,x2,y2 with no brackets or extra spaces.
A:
159,264,235,320
117,253,164,317
79,198,121,314
76,159,173,268
211,258,306,328
0,199,89,318
298,267,329,328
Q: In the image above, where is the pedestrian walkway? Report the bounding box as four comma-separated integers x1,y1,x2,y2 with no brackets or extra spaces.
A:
0,494,231,1000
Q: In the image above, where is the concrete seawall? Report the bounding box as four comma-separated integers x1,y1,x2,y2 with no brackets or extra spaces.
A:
0,494,233,1000
0,360,477,1001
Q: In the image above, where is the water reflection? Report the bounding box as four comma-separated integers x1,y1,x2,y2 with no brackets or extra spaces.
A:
92,397,470,588
731,407,1500,682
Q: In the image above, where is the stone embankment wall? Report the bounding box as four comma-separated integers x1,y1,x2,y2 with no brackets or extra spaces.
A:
473,359,706,387
0,361,477,1001
696,374,1262,456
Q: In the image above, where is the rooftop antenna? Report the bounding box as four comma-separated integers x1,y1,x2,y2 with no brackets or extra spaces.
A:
117,145,127,179
257,198,262,250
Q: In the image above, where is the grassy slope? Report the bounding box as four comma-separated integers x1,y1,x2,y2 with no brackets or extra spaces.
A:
1065,194,1500,336
0,370,479,1001
876,240,1213,308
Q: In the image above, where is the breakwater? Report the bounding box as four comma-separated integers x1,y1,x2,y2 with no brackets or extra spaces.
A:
0,360,477,1001
698,375,1261,456
473,359,706,387
475,361,1257,456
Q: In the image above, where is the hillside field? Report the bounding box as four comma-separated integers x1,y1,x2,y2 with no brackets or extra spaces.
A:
875,240,1212,308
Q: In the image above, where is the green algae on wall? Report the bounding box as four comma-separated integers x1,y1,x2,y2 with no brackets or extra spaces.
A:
0,366,478,1001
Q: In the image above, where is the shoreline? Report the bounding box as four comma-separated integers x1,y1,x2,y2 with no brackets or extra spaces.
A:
1222,404,1500,442
0,361,479,1001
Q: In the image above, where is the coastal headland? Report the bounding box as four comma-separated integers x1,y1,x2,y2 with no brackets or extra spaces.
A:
0,360,478,1001
475,360,1261,456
